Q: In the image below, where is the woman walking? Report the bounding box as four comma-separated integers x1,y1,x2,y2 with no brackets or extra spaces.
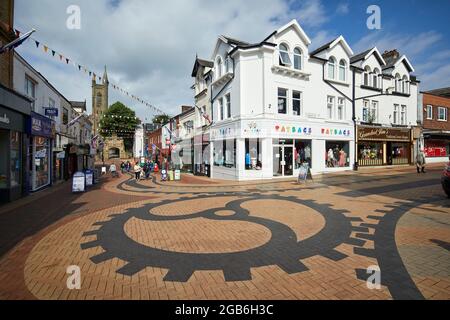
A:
134,163,142,180
416,149,426,173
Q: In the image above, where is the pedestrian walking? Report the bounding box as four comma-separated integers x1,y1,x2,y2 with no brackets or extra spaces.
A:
134,163,142,180
110,163,118,178
416,150,426,173
120,161,125,173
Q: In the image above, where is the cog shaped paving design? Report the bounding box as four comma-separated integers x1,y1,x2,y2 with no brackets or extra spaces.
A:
353,195,448,300
80,193,367,282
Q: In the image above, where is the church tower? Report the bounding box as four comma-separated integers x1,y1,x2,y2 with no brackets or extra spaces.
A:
91,66,109,135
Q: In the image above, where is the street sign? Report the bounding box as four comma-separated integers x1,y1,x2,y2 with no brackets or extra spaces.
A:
72,172,86,193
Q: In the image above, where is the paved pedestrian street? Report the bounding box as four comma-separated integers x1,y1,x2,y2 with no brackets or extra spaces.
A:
0,165,449,300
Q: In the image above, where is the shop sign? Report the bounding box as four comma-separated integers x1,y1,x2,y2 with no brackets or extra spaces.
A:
45,108,59,117
0,113,10,124
211,127,236,140
29,112,54,138
321,128,351,137
35,148,47,158
358,126,410,142
275,125,312,135
243,122,262,135
72,172,86,193
56,151,66,159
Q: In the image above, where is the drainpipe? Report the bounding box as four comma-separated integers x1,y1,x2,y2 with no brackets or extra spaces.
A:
352,67,358,171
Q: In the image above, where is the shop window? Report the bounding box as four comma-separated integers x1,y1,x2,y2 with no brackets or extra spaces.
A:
424,140,449,157
438,107,448,121
245,139,262,170
325,141,349,168
391,143,409,165
294,140,312,169
33,136,51,190
358,143,383,166
213,139,236,168
426,105,432,120
278,88,287,114
292,91,302,116
0,130,8,189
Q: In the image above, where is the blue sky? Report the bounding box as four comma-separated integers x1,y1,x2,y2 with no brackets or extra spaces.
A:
14,0,450,119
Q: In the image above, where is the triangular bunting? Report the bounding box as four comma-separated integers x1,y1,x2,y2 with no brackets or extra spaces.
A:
35,41,40,48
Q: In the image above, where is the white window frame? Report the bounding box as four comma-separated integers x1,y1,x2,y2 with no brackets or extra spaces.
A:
401,105,407,125
225,93,231,119
371,101,378,123
338,60,346,82
293,47,302,70
292,90,302,116
218,97,224,121
426,105,433,120
337,97,345,120
393,104,399,124
362,99,369,122
25,76,36,110
438,107,448,121
278,88,288,114
279,44,292,67
327,96,335,119
328,58,336,79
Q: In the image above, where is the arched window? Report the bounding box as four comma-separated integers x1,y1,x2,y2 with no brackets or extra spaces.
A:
402,75,408,94
293,47,302,70
373,68,380,89
363,66,371,86
279,43,292,67
216,56,223,79
328,57,336,79
338,59,346,81
395,73,401,92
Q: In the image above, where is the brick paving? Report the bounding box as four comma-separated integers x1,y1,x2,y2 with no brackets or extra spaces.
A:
0,164,449,300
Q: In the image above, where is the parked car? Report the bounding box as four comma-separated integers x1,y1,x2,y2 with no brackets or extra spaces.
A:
442,161,450,198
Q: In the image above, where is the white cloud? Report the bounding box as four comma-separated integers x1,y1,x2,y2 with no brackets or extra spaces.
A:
14,0,329,120
336,2,349,15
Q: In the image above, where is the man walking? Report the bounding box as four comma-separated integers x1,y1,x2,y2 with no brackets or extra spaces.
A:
134,162,142,180
416,149,426,173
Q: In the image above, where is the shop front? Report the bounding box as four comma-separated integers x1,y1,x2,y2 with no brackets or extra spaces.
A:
357,125,412,167
193,131,211,177
210,119,354,181
28,112,54,192
423,132,450,163
0,103,30,203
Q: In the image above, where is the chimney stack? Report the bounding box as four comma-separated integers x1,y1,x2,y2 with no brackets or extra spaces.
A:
382,49,400,61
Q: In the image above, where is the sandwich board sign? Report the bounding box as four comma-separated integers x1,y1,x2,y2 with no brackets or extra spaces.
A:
85,170,94,187
72,172,86,193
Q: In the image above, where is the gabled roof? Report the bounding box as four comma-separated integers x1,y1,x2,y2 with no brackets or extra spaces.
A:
274,19,311,46
191,57,214,77
220,35,249,46
310,35,353,57
382,52,414,73
350,47,386,66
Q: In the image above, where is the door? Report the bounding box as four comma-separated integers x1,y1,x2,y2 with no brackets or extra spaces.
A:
273,145,293,177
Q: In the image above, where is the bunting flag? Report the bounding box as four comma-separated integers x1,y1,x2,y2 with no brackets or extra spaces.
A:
14,26,170,117
0,28,35,54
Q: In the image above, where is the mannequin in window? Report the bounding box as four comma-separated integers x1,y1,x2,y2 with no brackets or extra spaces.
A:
339,149,347,167
327,148,335,167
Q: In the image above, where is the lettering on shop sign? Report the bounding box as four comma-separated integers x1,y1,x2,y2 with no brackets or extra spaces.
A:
243,122,261,135
275,125,312,135
321,128,351,136
0,114,10,124
358,127,410,141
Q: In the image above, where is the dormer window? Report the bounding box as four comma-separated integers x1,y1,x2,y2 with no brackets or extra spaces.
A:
327,57,336,79
293,47,302,70
338,59,346,82
373,68,380,89
279,44,292,67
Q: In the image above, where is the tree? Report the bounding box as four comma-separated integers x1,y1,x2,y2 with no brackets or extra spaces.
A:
99,101,140,152
152,114,170,126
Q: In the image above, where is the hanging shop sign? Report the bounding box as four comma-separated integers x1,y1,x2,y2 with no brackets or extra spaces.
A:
56,151,66,159
358,126,410,142
72,172,86,193
44,107,59,117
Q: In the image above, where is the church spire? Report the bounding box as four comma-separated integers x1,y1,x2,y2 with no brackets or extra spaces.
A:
102,65,109,85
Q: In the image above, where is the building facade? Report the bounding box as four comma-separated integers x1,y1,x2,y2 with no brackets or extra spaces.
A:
351,49,420,167
421,88,450,163
192,19,419,180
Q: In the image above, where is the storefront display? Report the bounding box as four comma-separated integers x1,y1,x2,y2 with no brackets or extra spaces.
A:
245,138,262,170
213,139,236,168
357,125,412,167
358,142,383,166
325,141,350,168
425,140,449,158
294,140,312,169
